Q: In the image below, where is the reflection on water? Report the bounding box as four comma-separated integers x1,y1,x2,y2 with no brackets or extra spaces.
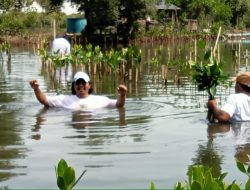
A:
231,122,250,164
191,121,250,180
191,123,227,178
206,122,250,164
0,53,32,182
0,42,250,188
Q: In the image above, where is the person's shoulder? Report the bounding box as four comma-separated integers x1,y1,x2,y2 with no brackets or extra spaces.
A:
232,93,249,98
228,93,250,103
229,93,243,98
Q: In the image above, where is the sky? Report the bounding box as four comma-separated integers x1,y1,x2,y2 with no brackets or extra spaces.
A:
22,1,79,15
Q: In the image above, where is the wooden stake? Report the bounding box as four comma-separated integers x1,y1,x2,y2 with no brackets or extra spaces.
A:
213,26,221,57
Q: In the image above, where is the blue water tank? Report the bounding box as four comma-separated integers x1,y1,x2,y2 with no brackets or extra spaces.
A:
67,18,87,33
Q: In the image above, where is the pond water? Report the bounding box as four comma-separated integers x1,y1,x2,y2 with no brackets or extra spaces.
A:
1,41,250,189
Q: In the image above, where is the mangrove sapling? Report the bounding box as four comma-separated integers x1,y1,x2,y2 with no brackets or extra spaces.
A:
124,45,142,82
189,49,228,123
0,41,11,63
151,157,250,190
55,159,86,190
92,45,104,77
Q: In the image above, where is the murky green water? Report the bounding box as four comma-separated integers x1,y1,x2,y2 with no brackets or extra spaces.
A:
0,41,250,189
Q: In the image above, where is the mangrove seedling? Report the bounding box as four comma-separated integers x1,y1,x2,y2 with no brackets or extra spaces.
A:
55,158,86,190
189,49,228,123
151,155,250,190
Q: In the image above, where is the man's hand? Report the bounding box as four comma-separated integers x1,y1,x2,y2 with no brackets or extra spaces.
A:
207,99,217,110
117,85,127,96
30,80,39,90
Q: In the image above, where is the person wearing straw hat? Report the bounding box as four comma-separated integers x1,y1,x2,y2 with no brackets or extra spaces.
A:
29,71,127,110
208,72,250,122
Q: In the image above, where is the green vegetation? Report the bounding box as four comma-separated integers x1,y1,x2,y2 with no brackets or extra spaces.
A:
38,42,142,82
189,40,228,122
151,159,250,190
0,41,11,62
55,159,86,190
189,49,228,101
57,158,250,190
0,0,249,42
59,0,250,40
0,11,68,36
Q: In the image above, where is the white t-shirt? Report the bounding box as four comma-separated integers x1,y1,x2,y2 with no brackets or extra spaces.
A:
221,93,250,121
51,37,71,55
47,94,117,110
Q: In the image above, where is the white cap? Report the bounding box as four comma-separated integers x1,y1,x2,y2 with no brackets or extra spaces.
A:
73,72,90,82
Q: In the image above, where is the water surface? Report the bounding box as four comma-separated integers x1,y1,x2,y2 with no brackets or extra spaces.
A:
0,42,250,189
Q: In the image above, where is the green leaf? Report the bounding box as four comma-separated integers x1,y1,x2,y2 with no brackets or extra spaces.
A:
188,60,196,66
204,172,212,190
188,166,193,188
150,181,155,190
230,183,241,190
197,40,206,49
247,165,250,175
204,50,212,60
57,159,68,177
174,181,184,190
245,178,250,190
57,176,65,190
64,167,76,190
236,159,246,174
192,165,204,184
210,181,221,190
191,181,202,190
218,172,228,182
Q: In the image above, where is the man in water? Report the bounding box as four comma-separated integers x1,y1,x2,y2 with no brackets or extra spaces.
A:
208,72,250,122
30,71,127,110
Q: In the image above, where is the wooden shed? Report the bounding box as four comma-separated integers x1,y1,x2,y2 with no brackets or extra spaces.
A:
155,0,181,25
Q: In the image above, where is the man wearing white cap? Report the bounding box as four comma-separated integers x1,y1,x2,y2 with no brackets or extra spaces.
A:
208,72,250,122
29,72,127,109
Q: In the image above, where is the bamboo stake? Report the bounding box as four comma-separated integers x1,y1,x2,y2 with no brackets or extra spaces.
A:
135,67,138,83
194,39,197,62
93,64,97,76
129,68,132,81
213,26,221,57
53,19,56,40
161,64,165,79
238,43,241,67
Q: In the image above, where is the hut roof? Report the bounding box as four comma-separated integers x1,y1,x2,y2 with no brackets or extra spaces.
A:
155,0,181,10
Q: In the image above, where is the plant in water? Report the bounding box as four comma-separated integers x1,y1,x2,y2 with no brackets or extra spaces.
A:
0,41,11,62
150,158,250,190
55,159,86,190
176,164,243,190
235,158,250,189
189,45,228,123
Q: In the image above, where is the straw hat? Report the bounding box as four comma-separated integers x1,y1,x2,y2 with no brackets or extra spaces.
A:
236,72,250,87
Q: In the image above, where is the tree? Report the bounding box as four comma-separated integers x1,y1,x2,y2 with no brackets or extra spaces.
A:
226,0,249,26
169,0,249,28
119,0,146,41
67,0,120,39
58,0,147,42
36,0,63,13
0,0,33,12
